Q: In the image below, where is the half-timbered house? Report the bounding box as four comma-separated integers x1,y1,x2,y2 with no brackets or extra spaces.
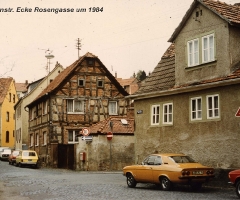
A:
26,52,132,169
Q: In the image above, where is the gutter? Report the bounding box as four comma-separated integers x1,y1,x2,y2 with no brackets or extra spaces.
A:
126,77,240,101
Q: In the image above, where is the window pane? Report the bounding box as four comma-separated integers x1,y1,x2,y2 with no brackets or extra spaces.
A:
74,100,83,112
68,131,73,142
67,100,73,112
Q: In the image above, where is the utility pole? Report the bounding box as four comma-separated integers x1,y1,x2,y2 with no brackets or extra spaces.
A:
76,38,82,59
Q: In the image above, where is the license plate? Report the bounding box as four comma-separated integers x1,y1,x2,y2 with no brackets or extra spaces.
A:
193,171,203,175
28,159,32,161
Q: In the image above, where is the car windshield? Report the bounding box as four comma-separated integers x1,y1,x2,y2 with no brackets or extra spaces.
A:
13,151,19,156
169,156,196,163
23,152,36,157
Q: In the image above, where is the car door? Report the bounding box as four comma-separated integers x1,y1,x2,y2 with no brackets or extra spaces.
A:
151,156,164,183
134,155,156,182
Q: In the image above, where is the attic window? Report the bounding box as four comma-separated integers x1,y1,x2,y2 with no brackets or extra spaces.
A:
78,79,85,87
97,80,104,87
87,59,94,66
121,119,128,125
196,10,202,17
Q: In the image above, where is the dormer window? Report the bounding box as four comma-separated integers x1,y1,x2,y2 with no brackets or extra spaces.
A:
187,32,215,67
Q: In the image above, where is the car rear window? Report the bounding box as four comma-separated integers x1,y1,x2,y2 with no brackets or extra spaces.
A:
170,156,196,163
23,152,36,157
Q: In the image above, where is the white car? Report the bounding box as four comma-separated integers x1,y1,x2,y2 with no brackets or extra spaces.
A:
0,149,11,161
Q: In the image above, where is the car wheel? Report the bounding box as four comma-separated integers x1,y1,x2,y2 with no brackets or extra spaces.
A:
8,161,11,165
160,176,171,191
19,163,22,168
190,183,202,191
126,174,137,188
236,180,240,198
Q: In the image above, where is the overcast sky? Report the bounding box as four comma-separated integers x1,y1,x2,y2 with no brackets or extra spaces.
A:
1,0,239,83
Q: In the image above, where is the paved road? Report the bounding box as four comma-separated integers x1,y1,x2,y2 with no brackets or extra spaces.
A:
0,161,237,200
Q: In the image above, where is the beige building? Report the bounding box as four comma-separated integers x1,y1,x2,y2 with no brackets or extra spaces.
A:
14,63,63,150
129,0,240,169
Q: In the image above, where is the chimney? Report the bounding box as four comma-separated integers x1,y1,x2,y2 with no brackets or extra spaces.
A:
25,80,28,85
115,72,117,78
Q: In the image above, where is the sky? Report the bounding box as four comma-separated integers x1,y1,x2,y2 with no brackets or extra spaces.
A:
1,0,240,83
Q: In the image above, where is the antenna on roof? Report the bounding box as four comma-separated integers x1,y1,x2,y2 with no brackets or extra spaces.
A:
45,49,54,74
76,38,82,59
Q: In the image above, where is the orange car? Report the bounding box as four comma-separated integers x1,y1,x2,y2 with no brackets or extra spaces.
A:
123,153,214,191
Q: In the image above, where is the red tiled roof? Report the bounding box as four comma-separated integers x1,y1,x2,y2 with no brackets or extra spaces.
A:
169,0,240,42
0,78,13,104
90,116,134,135
15,82,28,92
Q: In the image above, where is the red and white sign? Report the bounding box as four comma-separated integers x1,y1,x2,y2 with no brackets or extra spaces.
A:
107,132,113,141
235,107,240,117
82,128,90,136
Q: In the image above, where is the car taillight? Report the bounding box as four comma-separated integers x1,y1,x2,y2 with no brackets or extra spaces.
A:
182,170,190,176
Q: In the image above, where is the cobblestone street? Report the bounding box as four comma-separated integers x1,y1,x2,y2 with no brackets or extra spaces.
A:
0,161,236,200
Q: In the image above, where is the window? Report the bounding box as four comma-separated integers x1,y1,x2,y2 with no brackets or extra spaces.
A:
163,103,173,124
67,99,84,113
30,134,34,147
187,38,199,67
207,94,219,119
78,79,85,87
202,34,214,63
9,93,11,102
13,94,15,103
68,130,79,143
43,131,47,146
151,105,160,125
191,97,202,120
35,133,39,146
187,33,215,67
6,131,9,143
6,112,9,122
109,101,118,115
97,80,104,87
42,101,47,115
87,59,94,66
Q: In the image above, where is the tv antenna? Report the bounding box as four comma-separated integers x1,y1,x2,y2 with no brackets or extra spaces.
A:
76,38,82,59
45,49,54,73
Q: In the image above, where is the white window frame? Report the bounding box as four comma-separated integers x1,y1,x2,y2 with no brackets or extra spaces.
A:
151,105,160,125
109,101,118,115
202,34,214,63
207,94,219,119
35,133,39,146
43,131,47,146
30,134,34,147
68,130,78,143
191,97,202,120
67,99,84,114
163,103,173,124
187,38,199,67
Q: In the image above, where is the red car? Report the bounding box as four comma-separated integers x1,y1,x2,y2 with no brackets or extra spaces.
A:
8,150,20,165
228,169,240,198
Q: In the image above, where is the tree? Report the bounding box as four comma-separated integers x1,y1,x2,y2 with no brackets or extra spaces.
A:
135,70,146,81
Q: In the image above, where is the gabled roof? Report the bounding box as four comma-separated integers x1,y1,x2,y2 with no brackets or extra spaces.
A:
0,77,13,104
134,43,175,95
28,52,128,107
129,43,240,99
89,116,134,135
169,0,240,42
15,82,28,93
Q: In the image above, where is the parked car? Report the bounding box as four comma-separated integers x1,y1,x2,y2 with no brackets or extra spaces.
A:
0,149,12,161
123,153,214,191
228,169,240,198
15,150,38,168
8,150,20,165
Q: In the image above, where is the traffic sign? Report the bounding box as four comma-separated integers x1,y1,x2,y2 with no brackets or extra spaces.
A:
235,107,240,117
82,128,90,136
107,132,113,141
